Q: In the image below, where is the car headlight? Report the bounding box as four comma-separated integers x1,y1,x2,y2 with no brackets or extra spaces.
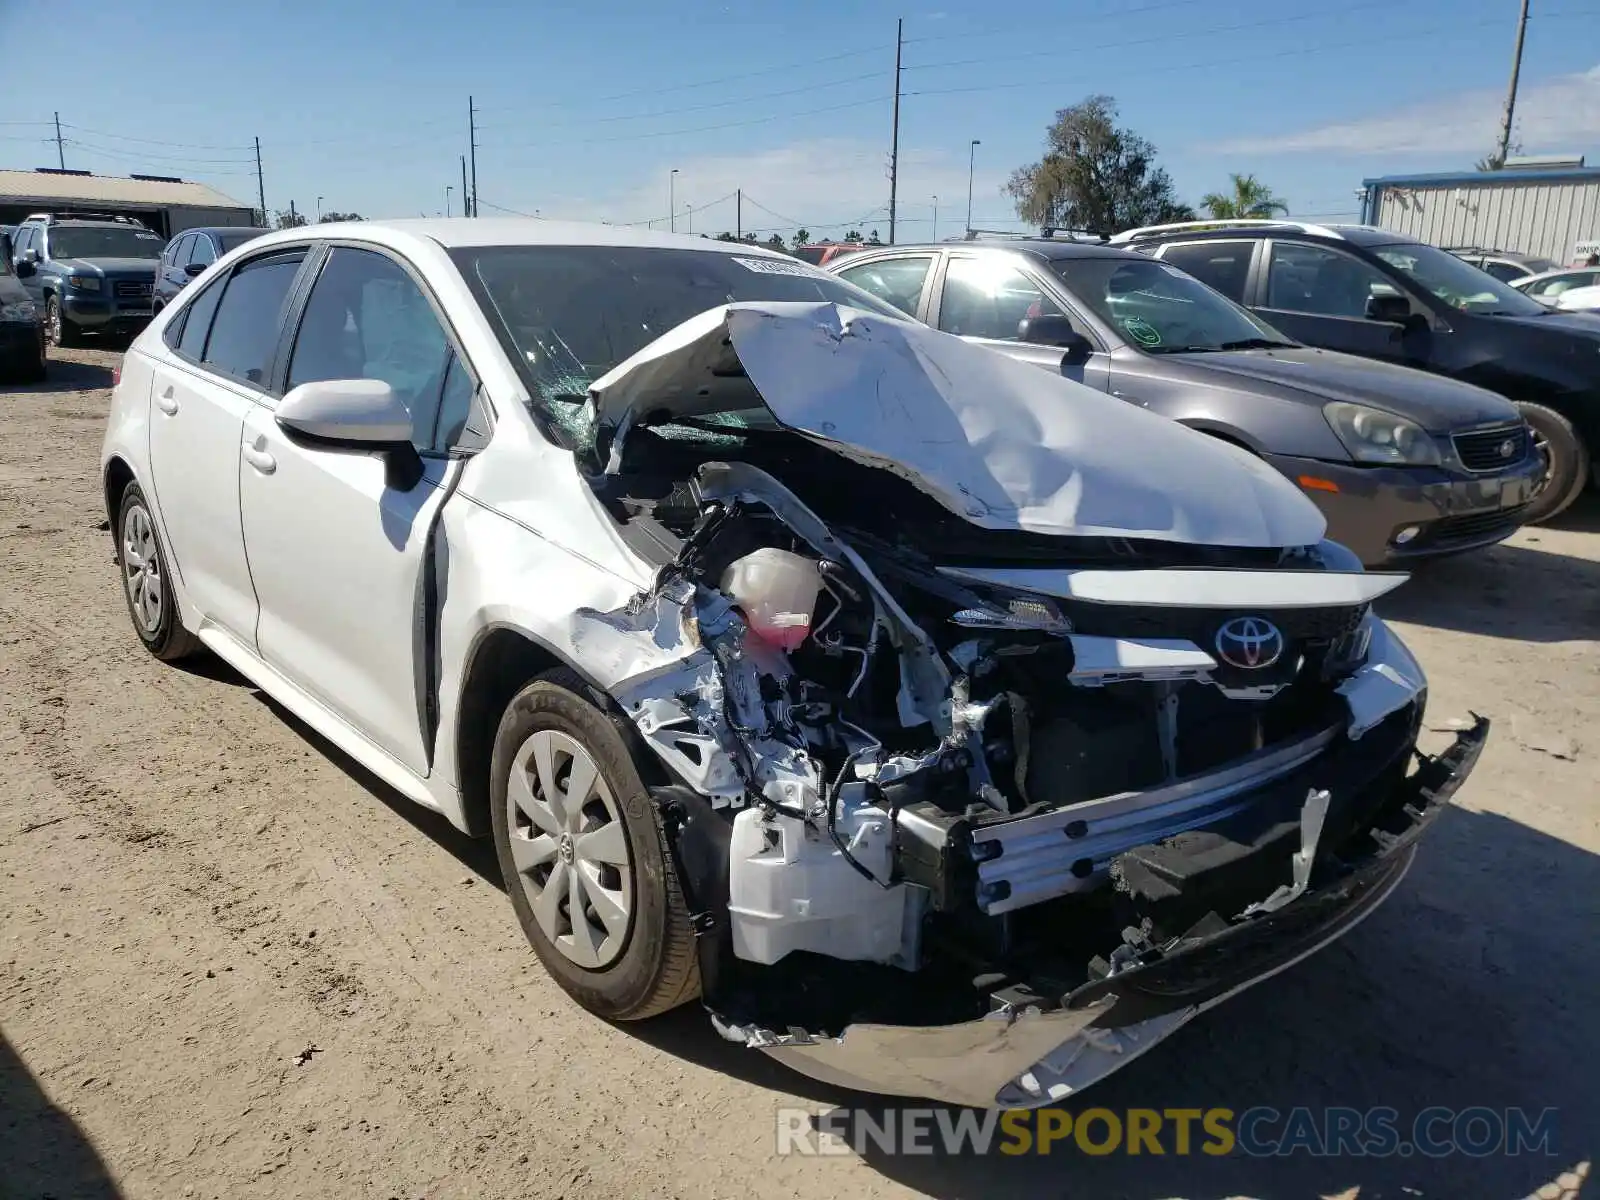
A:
1323,401,1440,466
0,300,39,324
66,275,102,292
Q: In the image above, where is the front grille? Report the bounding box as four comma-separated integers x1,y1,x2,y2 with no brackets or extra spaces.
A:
1452,424,1529,472
1064,601,1368,643
113,279,152,299
1419,504,1528,547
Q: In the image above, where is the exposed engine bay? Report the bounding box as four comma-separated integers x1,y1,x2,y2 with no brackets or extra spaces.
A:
560,302,1485,1106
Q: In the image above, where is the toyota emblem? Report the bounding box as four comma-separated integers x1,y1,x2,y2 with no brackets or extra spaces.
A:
1215,617,1285,669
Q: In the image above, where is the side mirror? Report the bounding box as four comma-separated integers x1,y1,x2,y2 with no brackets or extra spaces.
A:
20,248,39,265
275,379,424,489
15,260,35,279
1018,314,1093,366
1364,293,1411,324
184,262,207,277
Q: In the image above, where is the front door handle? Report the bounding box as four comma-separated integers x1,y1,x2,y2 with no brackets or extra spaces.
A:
242,443,276,475
155,386,178,415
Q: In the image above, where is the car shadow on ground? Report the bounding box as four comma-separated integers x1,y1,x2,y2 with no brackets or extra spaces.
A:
5,354,115,394
1378,504,1600,642
631,806,1598,1200
0,1033,123,1198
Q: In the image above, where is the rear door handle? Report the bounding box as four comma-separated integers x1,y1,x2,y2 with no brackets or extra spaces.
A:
155,386,178,415
242,444,276,475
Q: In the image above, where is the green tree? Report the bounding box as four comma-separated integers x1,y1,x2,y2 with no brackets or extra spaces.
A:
843,229,864,243
765,233,786,252
1005,95,1193,233
867,229,882,245
1200,175,1287,220
321,211,365,222
273,208,309,229
793,227,811,248
714,231,737,241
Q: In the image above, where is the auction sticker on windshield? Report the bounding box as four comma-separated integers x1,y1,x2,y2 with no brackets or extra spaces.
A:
1121,316,1162,347
733,257,830,279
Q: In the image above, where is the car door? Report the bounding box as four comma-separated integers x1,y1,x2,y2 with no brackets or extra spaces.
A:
931,253,1111,389
13,227,42,305
145,247,309,643
238,243,478,775
1251,239,1421,364
157,234,191,305
833,252,937,320
186,232,217,287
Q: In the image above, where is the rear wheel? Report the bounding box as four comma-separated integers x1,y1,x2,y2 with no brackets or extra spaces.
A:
1518,402,1589,524
490,671,699,1021
116,482,201,661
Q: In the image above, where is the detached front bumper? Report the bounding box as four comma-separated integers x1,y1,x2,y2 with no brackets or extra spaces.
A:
1264,452,1543,566
732,716,1487,1110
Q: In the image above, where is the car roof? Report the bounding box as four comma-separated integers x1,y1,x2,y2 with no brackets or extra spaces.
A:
224,217,800,264
1115,221,1415,249
842,239,1148,263
184,226,271,237
1513,265,1596,284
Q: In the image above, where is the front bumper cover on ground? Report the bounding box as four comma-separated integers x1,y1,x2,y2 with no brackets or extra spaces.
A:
726,716,1487,1110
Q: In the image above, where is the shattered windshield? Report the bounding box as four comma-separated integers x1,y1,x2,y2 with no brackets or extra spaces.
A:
1052,256,1294,353
1372,243,1546,316
453,244,904,443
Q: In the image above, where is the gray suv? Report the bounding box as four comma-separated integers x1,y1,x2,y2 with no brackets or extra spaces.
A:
831,237,1543,566
9,212,164,346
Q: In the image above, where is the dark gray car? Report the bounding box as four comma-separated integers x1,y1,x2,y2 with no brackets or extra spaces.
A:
831,239,1543,566
153,226,270,312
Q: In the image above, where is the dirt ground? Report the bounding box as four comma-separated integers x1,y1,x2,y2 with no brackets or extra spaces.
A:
1,346,1595,1200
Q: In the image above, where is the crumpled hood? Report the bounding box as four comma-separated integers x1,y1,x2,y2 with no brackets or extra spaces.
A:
587,302,1325,548
1182,346,1520,431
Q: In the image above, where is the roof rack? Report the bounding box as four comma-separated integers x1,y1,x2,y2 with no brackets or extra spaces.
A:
963,227,1110,243
22,210,150,228
1108,218,1345,243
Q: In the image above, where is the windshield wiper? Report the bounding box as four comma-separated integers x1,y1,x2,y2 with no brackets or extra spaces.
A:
1216,337,1296,351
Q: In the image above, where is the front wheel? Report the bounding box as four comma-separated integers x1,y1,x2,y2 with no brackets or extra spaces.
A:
489,671,700,1021
1518,402,1589,524
45,295,81,348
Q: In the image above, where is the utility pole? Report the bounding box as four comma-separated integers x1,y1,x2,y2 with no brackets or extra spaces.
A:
468,96,479,216
932,195,938,242
1493,0,1531,168
254,137,266,224
290,199,298,225
53,112,65,170
736,189,742,240
461,156,469,217
888,18,902,244
966,139,981,237
669,169,678,232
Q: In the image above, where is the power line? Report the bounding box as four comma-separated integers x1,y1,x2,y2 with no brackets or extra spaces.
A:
902,0,1400,73
62,138,257,165
903,0,1212,43
59,123,254,151
905,9,1599,100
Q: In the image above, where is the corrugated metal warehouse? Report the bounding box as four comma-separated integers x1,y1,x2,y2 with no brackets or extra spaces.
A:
1360,164,1600,264
0,168,257,237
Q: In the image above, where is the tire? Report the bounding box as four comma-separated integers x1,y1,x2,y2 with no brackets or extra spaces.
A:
45,294,82,348
116,482,202,662
490,670,700,1021
1518,402,1589,525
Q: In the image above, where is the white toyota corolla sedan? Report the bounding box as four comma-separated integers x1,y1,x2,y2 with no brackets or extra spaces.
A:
102,219,1487,1108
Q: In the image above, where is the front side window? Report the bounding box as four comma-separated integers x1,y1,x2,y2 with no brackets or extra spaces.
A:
1053,256,1290,353
13,228,36,256
202,251,305,386
288,247,460,450
835,255,934,317
173,274,227,357
452,245,902,440
1157,241,1254,302
164,234,191,267
1482,260,1528,284
937,256,1063,341
1371,242,1545,316
1264,242,1399,319
46,226,164,261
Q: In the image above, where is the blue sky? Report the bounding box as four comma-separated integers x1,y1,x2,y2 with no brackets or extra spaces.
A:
3,0,1597,239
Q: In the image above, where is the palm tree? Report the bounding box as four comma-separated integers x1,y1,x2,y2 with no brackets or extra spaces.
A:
1201,174,1289,220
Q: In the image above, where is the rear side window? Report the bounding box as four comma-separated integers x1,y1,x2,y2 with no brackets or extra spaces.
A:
1159,241,1254,302
1482,260,1525,283
202,251,305,386
173,275,226,357
937,256,1063,341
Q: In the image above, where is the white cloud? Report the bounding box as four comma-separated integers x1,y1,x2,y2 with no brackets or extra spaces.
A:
537,137,1015,239
1203,65,1600,156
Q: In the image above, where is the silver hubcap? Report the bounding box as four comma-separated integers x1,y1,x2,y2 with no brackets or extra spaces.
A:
1529,426,1554,498
506,729,632,970
122,504,163,635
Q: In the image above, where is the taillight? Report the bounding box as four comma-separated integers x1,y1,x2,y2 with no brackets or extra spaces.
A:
112,363,121,386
